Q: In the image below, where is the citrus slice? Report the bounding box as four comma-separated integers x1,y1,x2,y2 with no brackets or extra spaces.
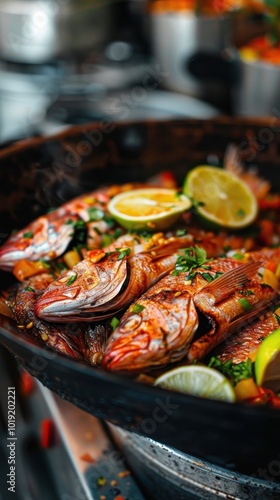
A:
108,188,191,231
183,166,258,229
255,328,280,393
154,365,236,402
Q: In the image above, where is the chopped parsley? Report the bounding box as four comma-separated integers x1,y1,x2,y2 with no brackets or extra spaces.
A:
24,286,35,293
208,356,253,386
232,253,245,260
172,246,210,276
116,248,131,260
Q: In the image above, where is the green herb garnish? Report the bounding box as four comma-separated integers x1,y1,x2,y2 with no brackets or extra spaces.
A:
239,289,254,296
208,357,253,386
176,229,188,236
66,273,77,286
110,317,120,330
88,207,105,221
172,246,210,276
238,297,252,311
24,286,35,292
201,271,223,283
131,303,145,314
23,231,34,239
117,248,131,260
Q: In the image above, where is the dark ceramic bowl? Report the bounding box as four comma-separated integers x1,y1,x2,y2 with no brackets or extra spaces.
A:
1,117,280,473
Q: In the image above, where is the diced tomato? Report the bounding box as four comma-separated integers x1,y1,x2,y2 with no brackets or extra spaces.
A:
20,370,35,396
40,419,58,448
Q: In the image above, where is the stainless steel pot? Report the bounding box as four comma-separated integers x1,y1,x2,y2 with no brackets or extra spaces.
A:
0,0,113,63
233,58,280,116
150,12,232,107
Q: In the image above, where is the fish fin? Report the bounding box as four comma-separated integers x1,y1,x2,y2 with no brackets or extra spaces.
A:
198,261,261,303
227,306,267,335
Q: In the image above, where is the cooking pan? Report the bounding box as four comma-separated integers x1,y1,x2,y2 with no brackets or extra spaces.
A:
1,117,280,474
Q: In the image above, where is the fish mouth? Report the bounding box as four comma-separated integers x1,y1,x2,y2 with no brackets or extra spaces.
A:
102,346,143,371
102,332,151,371
0,249,28,271
35,287,82,320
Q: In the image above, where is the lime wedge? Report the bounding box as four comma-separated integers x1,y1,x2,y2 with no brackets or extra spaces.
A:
154,365,236,402
108,188,191,231
183,165,258,229
255,327,280,393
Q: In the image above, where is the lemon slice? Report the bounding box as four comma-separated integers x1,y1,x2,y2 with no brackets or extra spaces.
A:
255,328,280,393
154,365,236,402
183,166,258,229
108,188,191,231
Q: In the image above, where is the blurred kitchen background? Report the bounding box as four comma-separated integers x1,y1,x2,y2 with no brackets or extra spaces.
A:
0,0,279,143
2,3,280,500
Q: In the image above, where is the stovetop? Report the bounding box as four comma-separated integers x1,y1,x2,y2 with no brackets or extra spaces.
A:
1,346,280,500
0,346,144,500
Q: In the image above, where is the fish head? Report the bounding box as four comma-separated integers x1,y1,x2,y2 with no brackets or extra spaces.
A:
102,291,198,372
35,252,129,321
0,215,76,271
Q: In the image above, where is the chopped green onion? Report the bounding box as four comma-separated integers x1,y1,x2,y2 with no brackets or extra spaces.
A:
23,231,34,239
131,303,145,314
66,273,77,286
232,253,245,260
110,317,120,330
239,289,254,296
238,297,252,311
176,229,188,236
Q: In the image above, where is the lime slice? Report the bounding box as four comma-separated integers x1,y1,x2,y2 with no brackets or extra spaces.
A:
183,166,258,229
154,365,236,402
108,188,191,231
255,328,280,392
